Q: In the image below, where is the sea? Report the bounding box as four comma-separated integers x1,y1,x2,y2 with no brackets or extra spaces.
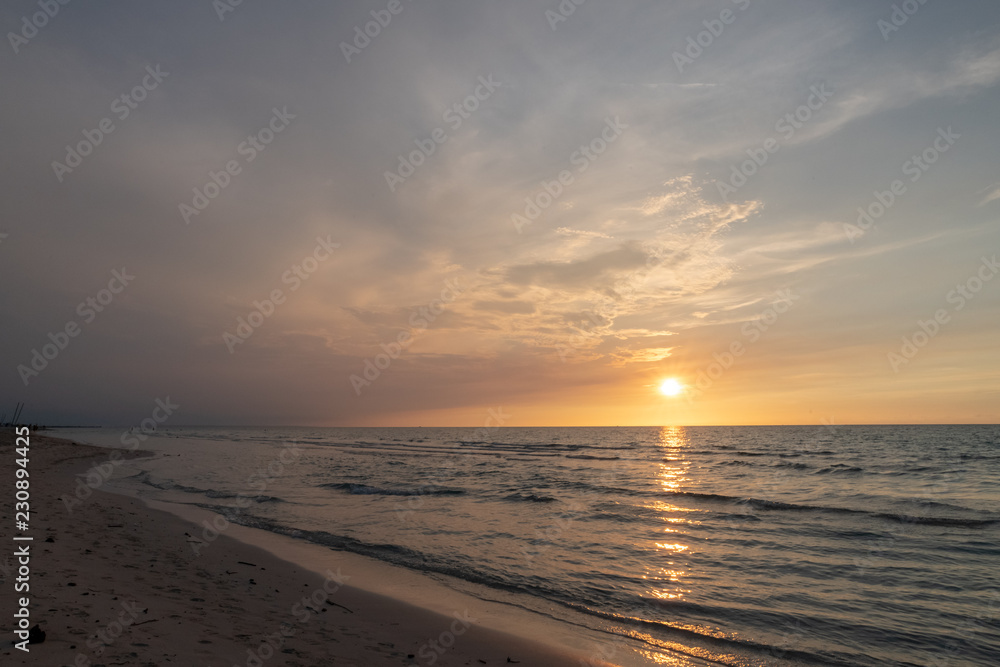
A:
56,425,1000,666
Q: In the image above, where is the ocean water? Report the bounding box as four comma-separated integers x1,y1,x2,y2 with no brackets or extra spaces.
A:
59,425,1000,666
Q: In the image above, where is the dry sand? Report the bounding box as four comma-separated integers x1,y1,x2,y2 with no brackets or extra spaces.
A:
0,431,615,666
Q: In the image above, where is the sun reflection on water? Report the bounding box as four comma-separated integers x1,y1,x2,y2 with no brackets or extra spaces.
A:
658,425,690,492
645,426,694,602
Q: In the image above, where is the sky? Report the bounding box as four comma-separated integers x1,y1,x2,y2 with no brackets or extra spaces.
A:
1,0,999,427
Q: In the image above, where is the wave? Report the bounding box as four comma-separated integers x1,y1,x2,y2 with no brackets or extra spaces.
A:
564,601,863,667
813,465,863,475
656,490,999,528
136,473,284,503
534,480,998,528
713,512,762,522
174,505,846,666
720,460,863,474
503,493,557,503
319,482,465,496
565,454,620,461
910,499,979,512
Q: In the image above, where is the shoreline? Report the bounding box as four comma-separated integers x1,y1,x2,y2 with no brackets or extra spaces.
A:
1,431,618,666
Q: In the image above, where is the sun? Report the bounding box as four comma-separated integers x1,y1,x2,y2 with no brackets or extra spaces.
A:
658,378,684,397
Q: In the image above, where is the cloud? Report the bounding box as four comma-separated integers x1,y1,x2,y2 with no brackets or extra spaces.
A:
504,242,650,290
473,300,536,314
979,182,1000,206
3,0,998,425
788,46,1000,146
556,227,612,239
611,346,675,365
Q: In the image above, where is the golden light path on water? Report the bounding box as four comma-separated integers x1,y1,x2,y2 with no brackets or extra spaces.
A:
650,426,693,601
615,427,760,667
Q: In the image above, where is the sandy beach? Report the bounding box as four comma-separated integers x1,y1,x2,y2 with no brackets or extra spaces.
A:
0,431,612,666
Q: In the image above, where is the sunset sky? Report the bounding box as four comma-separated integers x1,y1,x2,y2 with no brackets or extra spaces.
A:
2,0,999,426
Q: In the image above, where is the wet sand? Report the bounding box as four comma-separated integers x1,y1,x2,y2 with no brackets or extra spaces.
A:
0,431,613,666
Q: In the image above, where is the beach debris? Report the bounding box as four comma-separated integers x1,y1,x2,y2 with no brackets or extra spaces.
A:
44,536,54,543
237,561,257,567
27,624,45,644
325,600,354,613
507,659,520,664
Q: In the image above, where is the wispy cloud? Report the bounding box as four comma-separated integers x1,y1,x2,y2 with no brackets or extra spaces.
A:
555,227,612,239
2,0,998,425
978,182,1000,206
